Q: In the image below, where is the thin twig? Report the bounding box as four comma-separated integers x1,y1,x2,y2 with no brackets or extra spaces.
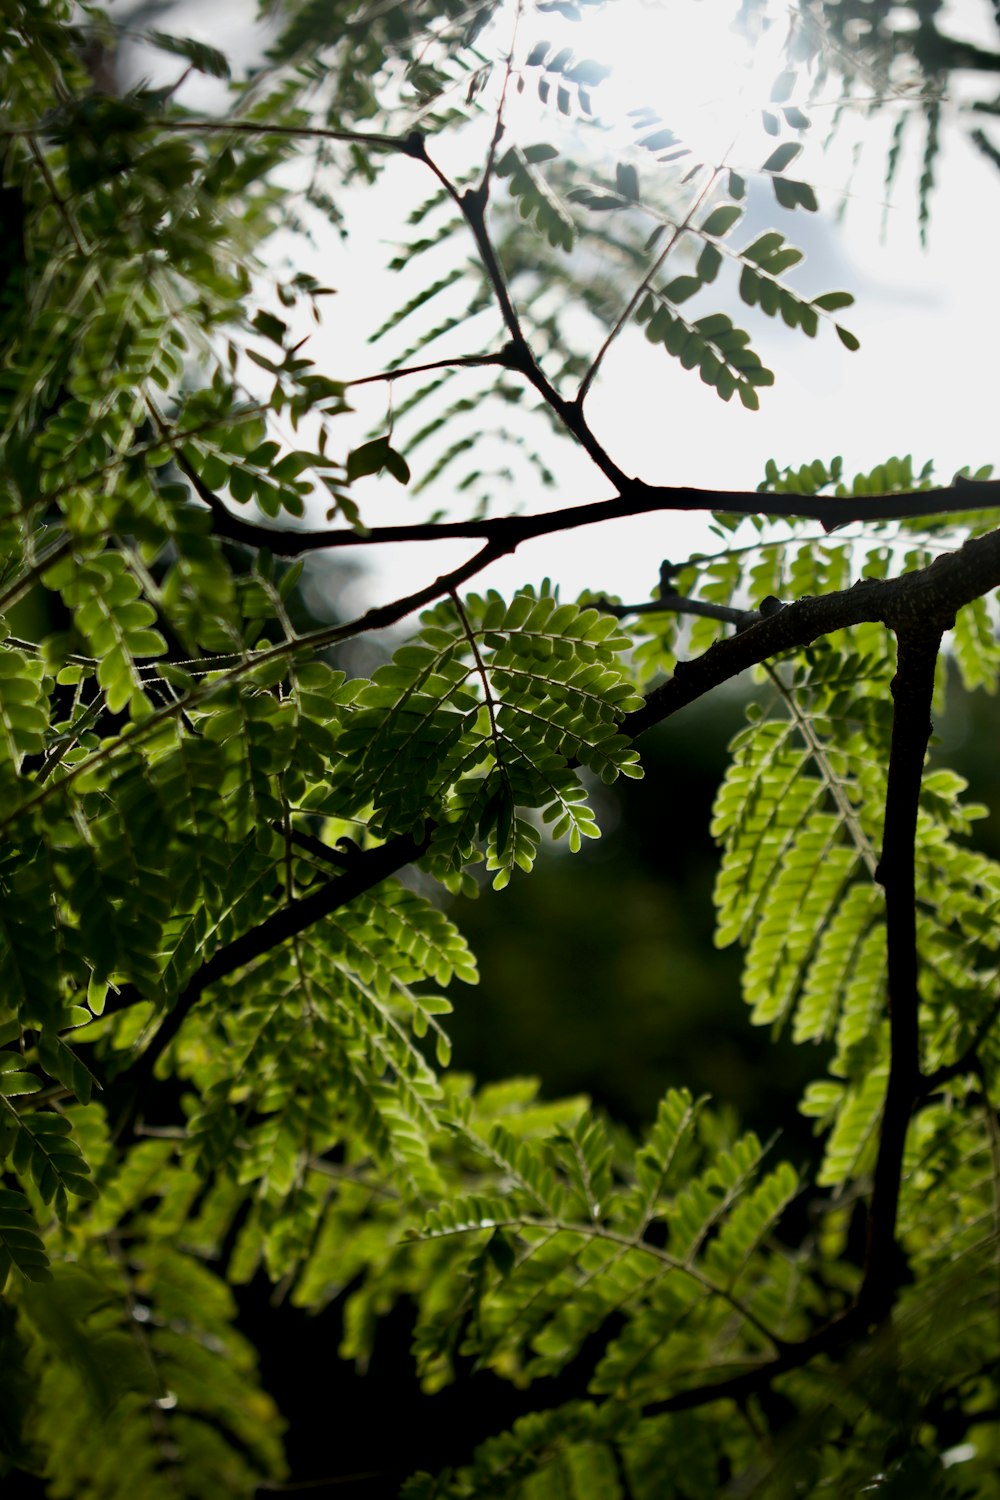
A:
597,592,754,628
479,0,523,191
345,352,508,388
0,535,74,616
36,696,105,785
150,115,422,153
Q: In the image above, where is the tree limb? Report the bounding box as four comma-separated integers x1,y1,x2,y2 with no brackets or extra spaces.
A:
626,522,1000,739
858,621,944,1324
186,469,1000,557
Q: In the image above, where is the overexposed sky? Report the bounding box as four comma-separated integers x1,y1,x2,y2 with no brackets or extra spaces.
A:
122,0,1000,613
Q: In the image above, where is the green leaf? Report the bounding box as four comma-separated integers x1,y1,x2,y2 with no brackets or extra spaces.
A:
762,142,803,174
772,176,819,212
147,31,232,78
0,1065,42,1096
383,446,411,485
347,436,410,483
783,106,812,129
770,70,796,103
486,1227,516,1276
813,291,855,312
0,1189,50,1288
661,275,701,305
637,127,681,152
520,143,559,165
700,204,743,238
615,161,639,202
695,244,722,284
252,310,288,345
739,265,760,306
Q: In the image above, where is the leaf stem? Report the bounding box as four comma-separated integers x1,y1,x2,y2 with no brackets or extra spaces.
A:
577,164,722,406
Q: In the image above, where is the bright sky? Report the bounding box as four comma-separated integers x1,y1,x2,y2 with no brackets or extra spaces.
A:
125,0,1000,615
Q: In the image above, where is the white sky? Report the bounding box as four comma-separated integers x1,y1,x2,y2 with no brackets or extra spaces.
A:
126,0,1000,615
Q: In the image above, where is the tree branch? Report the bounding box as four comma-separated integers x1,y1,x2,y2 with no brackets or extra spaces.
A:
407,134,634,493
857,621,944,1324
345,353,510,388
625,523,1000,740
184,468,1000,558
638,619,949,1417
598,591,755,628
105,524,1000,1091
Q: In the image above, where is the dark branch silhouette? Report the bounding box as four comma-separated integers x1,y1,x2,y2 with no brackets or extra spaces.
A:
184,456,1000,559
859,622,943,1323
